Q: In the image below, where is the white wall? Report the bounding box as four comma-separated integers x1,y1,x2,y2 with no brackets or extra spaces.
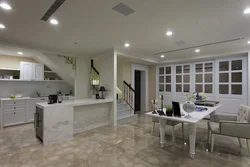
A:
75,57,90,99
99,50,117,126
0,81,72,98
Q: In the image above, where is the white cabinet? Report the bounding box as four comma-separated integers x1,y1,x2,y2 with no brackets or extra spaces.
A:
20,62,44,81
2,100,26,127
20,62,33,80
26,98,47,122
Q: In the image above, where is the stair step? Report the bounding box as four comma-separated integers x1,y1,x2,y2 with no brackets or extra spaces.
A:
117,109,134,120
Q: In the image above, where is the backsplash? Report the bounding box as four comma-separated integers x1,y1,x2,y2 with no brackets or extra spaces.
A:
0,81,73,98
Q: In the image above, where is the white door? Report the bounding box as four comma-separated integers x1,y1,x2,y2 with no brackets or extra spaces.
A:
20,62,33,80
215,57,247,115
34,63,44,81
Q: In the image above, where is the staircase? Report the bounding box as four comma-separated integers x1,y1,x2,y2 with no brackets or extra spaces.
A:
34,54,76,86
117,99,134,120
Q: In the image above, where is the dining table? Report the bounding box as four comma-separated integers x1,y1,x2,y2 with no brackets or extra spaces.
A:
146,104,221,159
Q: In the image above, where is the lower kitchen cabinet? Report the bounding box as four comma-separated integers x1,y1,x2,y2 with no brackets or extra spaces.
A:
4,110,26,126
26,98,47,123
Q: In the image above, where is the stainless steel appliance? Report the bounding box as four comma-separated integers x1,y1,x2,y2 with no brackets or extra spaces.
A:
34,106,43,142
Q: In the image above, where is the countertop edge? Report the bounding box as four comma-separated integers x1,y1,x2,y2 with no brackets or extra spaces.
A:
36,99,114,109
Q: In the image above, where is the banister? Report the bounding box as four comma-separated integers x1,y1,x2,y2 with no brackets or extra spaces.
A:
123,81,135,92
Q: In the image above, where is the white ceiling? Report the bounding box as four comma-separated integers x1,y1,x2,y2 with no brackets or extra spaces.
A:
0,0,250,63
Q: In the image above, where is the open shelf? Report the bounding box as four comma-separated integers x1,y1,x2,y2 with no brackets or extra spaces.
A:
0,68,20,71
0,79,65,82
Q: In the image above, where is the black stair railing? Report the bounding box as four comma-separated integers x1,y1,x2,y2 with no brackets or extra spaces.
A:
123,81,135,112
90,59,99,94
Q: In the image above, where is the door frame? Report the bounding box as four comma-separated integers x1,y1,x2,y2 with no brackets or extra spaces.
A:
131,64,149,111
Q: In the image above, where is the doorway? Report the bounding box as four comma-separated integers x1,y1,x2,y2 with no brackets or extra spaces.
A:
134,70,141,112
131,64,149,112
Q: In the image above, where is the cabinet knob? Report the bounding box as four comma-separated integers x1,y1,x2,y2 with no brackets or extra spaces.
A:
14,102,16,104
14,107,16,109
14,112,16,114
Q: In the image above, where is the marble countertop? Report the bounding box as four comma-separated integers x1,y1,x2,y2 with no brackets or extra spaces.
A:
36,98,113,109
0,97,32,101
0,96,74,101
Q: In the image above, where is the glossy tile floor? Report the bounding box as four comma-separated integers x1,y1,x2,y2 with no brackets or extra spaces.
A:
0,114,249,167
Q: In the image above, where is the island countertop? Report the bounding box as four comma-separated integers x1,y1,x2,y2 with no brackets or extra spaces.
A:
36,98,113,109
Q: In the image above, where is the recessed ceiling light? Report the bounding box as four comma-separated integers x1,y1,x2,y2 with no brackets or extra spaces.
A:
0,2,11,10
195,49,200,53
124,43,130,47
17,52,23,55
50,19,58,25
166,31,173,36
248,41,250,44
0,24,5,29
161,55,165,58
244,8,250,14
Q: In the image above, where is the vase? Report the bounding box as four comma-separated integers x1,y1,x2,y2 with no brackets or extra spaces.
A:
183,101,196,117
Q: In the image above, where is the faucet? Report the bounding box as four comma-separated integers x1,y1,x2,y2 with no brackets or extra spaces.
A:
36,92,41,97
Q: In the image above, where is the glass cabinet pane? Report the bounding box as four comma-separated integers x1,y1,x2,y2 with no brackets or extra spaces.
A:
196,64,203,72
205,74,213,83
184,84,190,92
231,72,242,82
219,73,229,82
232,60,242,71
195,84,203,92
165,76,171,83
219,61,229,71
166,84,171,92
184,75,190,83
176,84,182,92
219,85,229,94
205,63,213,72
166,67,171,74
205,84,212,93
183,65,190,73
159,76,164,83
176,66,182,74
159,84,164,92
195,74,203,83
159,67,164,75
231,85,242,95
176,75,182,83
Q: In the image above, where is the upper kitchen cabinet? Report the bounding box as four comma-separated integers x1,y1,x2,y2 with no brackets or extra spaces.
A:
20,62,44,81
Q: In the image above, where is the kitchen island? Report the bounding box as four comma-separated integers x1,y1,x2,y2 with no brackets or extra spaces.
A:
35,98,114,146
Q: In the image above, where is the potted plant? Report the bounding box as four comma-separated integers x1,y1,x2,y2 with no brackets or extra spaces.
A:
12,71,20,79
165,105,173,116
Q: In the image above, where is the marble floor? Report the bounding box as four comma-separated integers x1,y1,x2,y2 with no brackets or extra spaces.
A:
0,114,249,167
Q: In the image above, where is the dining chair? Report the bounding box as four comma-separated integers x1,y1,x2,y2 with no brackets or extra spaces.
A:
208,104,250,152
151,100,184,143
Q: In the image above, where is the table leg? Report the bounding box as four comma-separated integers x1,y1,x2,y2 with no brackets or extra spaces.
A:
188,123,197,159
159,119,166,148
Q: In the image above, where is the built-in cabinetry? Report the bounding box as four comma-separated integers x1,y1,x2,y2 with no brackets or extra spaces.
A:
20,62,44,81
2,99,26,127
26,98,47,123
1,96,74,128
156,55,247,115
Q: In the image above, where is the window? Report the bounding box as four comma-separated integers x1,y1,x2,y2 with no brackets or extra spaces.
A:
218,60,243,95
195,62,214,94
175,64,190,93
158,66,172,92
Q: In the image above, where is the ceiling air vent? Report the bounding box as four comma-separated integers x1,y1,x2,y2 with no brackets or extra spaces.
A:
176,41,186,45
41,0,66,21
112,3,135,16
